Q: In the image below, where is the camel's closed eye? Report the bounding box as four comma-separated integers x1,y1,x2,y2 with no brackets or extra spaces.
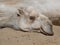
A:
29,16,35,21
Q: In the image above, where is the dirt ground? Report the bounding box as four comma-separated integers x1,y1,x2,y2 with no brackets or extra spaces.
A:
0,25,60,45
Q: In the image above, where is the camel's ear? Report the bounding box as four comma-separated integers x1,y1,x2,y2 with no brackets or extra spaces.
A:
18,7,25,16
18,9,24,15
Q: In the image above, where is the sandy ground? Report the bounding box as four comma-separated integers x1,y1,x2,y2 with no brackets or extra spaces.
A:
0,25,60,45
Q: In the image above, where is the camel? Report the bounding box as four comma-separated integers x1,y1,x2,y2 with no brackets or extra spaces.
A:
0,3,53,35
1,0,60,35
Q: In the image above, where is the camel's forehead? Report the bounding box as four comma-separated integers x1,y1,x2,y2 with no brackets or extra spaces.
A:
23,7,39,18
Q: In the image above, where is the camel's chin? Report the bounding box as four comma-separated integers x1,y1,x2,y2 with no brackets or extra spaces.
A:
19,28,31,32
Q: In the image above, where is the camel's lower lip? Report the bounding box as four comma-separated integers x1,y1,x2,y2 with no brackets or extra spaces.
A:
40,31,54,36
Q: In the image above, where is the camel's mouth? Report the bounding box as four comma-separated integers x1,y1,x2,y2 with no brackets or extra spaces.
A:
40,25,54,36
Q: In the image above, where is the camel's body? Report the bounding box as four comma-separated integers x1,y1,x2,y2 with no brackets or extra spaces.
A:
0,0,60,25
1,0,60,16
